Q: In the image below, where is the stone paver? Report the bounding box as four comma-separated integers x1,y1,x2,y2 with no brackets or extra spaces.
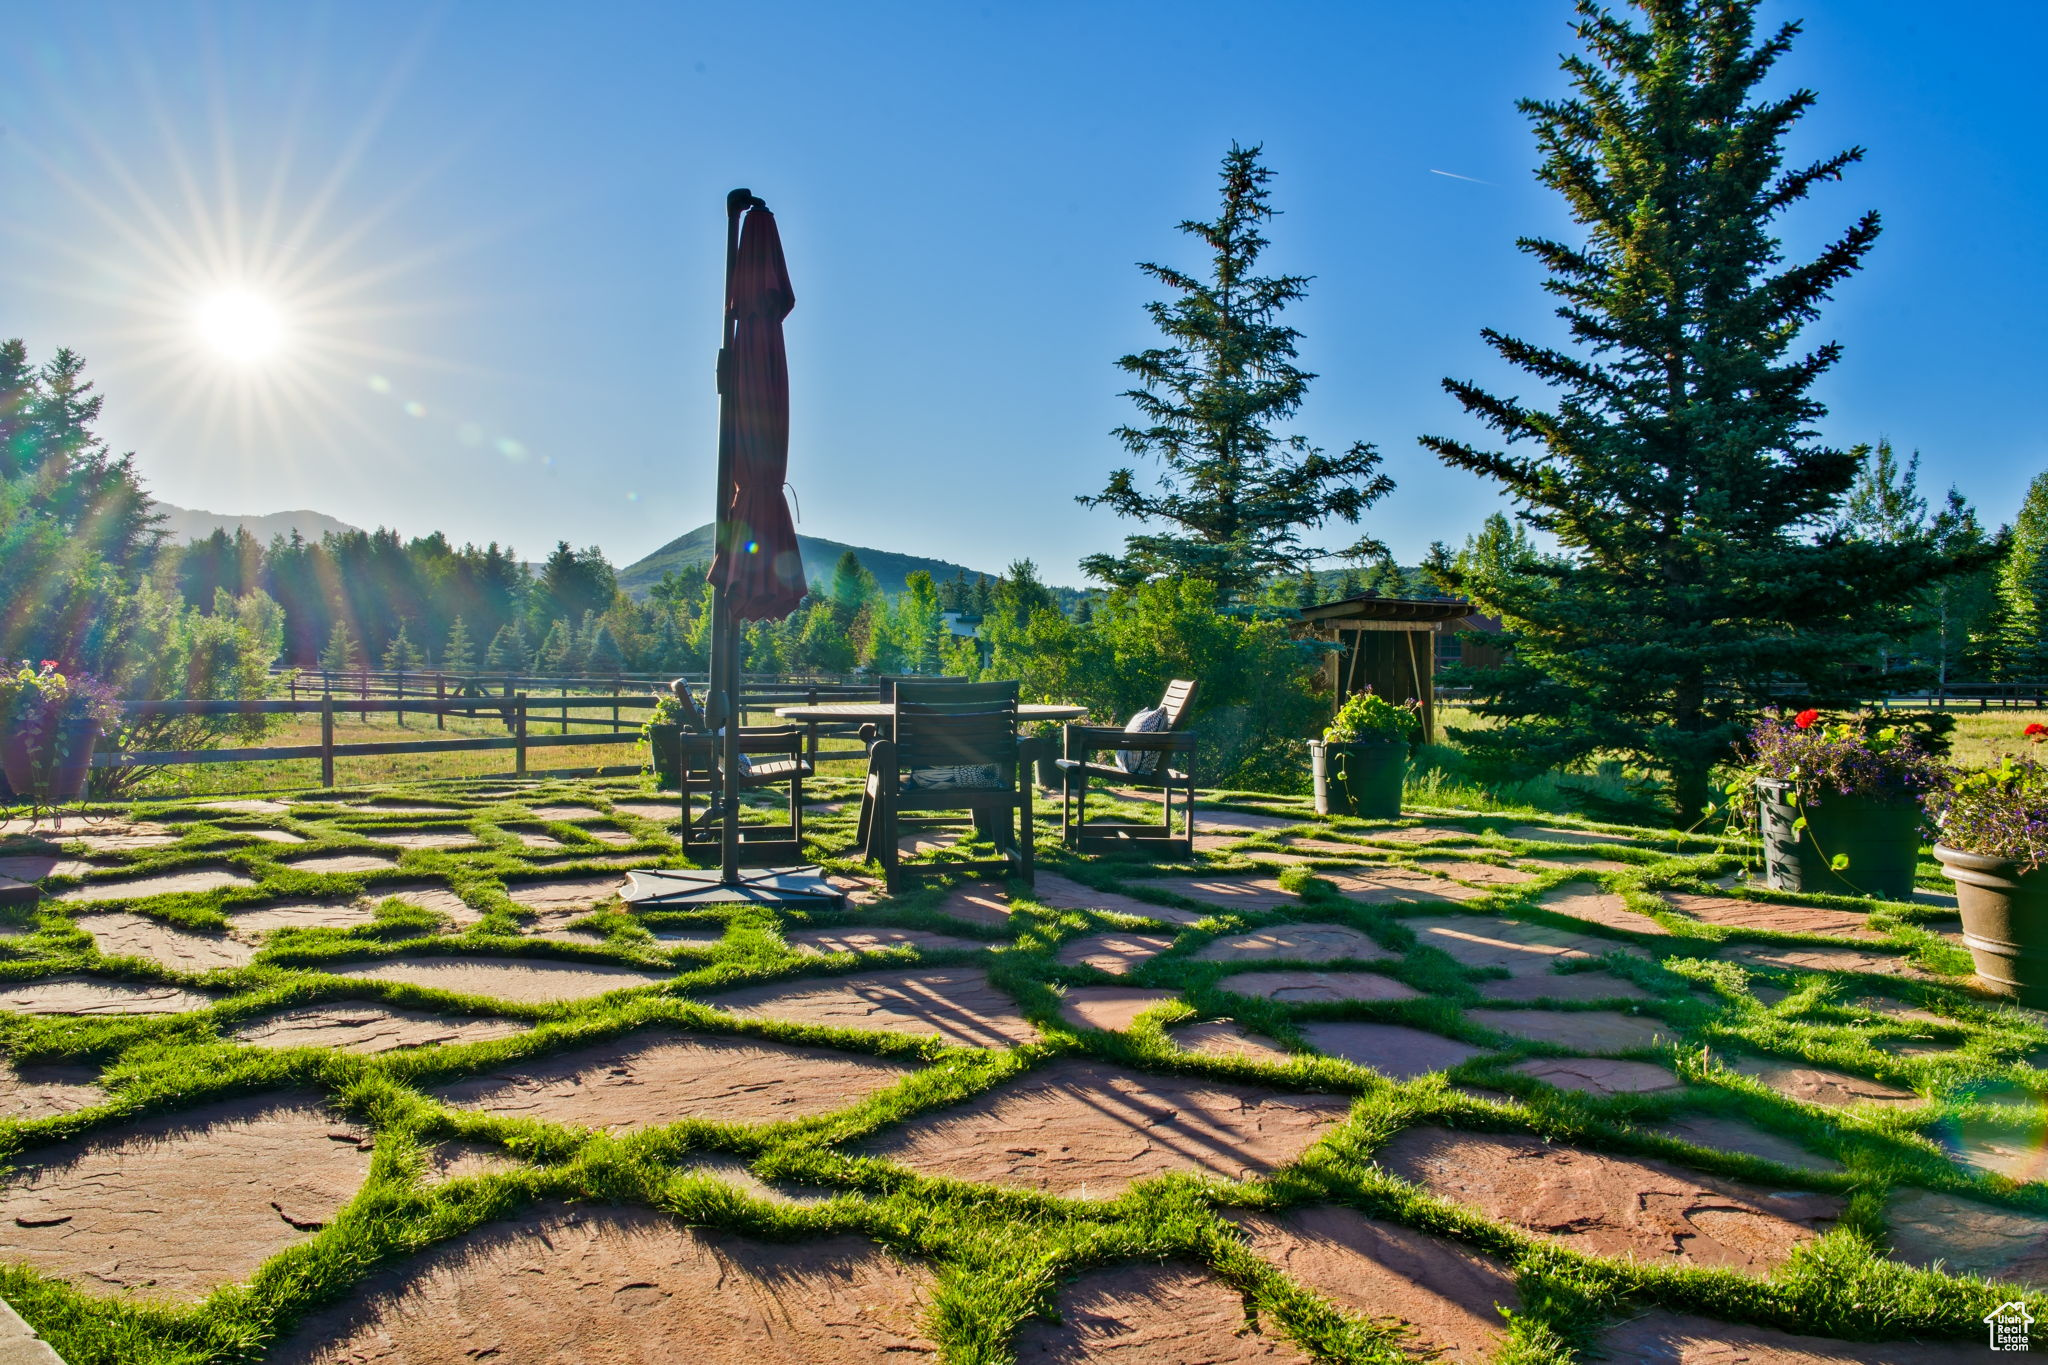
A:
370,882,480,927
68,823,178,852
57,867,258,903
932,881,1015,926
1170,1020,1291,1063
1726,1057,1918,1107
227,899,381,934
237,828,309,844
505,875,627,911
0,855,108,881
324,955,669,1003
508,830,566,849
1379,1127,1839,1272
1476,971,1652,1002
1059,931,1174,975
1234,1206,1517,1363
864,1059,1350,1196
1504,824,1638,846
0,1093,373,1299
232,1004,527,1053
1141,874,1295,913
705,968,1037,1048
1940,1127,2048,1182
788,926,983,955
1653,1114,1844,1173
611,800,681,821
1219,970,1422,1004
288,853,402,874
1301,1021,1489,1079
369,829,479,849
432,1030,917,1128
1409,916,1648,975
528,804,608,821
1888,1189,2048,1288
1720,944,1927,978
1600,1310,1962,1364
268,1205,935,1363
1419,860,1540,886
0,1058,103,1119
1539,884,1671,936
0,976,215,1015
1522,853,1634,873
1355,825,1473,845
1467,1008,1674,1052
74,911,255,971
1665,892,1881,941
1058,986,1179,1032
1194,923,1388,964
1030,873,1200,923
1322,868,1486,905
1509,1058,1682,1095
1012,1262,1306,1363
195,799,293,814
1194,808,1303,832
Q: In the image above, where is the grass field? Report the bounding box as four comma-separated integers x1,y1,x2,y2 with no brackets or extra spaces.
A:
0,773,2037,1360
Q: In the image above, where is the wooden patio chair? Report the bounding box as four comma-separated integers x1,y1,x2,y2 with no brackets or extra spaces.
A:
668,682,814,865
1057,679,1199,858
859,679,1033,892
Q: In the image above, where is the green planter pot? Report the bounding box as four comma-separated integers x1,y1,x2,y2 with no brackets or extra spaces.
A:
1938,844,2048,1005
1757,779,1922,901
0,719,97,804
1311,739,1406,819
1034,752,1062,792
647,723,682,790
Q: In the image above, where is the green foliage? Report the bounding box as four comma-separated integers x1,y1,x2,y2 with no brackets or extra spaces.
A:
1323,690,1420,744
442,617,476,675
381,623,424,672
1932,746,2048,870
484,620,530,673
1079,144,1392,599
319,622,360,674
1421,0,1970,821
1993,471,2048,680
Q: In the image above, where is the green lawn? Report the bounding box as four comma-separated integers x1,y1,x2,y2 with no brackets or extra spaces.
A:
0,774,2033,1361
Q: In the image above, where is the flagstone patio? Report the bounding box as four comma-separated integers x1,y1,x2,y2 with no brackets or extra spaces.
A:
0,776,2026,1360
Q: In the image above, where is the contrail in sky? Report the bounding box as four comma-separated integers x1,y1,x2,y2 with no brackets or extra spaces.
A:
1429,168,1492,185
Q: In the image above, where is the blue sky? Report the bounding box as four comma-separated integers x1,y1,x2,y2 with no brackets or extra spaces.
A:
1,1,2039,585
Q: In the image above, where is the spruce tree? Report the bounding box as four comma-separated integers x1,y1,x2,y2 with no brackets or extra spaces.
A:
586,622,625,676
1422,0,1956,821
382,623,422,672
538,618,575,675
320,622,361,674
1080,144,1392,599
485,621,530,673
442,617,476,674
1995,471,2048,680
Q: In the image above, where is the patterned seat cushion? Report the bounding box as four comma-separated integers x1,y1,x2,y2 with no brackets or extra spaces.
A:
903,763,1004,791
1116,706,1170,776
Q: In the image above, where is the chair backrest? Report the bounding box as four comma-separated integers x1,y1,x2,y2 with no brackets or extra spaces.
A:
877,674,967,705
893,679,1019,773
1159,678,1199,731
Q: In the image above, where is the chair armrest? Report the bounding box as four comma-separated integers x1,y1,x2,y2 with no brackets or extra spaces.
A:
1063,725,1129,748
1098,732,1196,752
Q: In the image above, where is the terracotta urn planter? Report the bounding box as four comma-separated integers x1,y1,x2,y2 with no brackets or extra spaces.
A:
1938,844,2048,1004
1311,739,1406,819
1756,778,1922,901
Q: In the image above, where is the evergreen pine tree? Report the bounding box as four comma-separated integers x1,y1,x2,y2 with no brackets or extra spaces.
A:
1995,471,2048,680
442,616,476,674
1292,570,1319,609
586,621,625,675
1335,569,1363,601
1079,143,1393,599
538,618,574,675
320,622,361,674
382,622,422,671
1421,0,1959,820
829,551,876,622
485,620,530,673
651,614,687,672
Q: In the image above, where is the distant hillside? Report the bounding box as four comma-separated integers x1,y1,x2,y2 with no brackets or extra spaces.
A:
151,501,359,546
620,524,998,600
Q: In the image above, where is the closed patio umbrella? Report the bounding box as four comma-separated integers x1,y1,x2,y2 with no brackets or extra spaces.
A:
624,188,841,909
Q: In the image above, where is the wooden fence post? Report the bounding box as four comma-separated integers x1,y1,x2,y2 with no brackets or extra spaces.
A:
436,674,445,731
320,692,336,787
395,668,405,728
359,668,368,723
515,693,529,777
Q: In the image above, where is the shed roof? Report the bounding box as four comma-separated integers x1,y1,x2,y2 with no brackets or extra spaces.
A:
1298,593,1475,626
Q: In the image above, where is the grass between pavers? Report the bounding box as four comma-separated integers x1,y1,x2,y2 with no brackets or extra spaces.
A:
0,776,2039,1361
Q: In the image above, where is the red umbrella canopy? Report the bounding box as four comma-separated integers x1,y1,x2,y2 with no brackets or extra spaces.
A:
709,207,806,622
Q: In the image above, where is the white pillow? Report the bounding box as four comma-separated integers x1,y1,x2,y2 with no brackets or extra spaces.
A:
1116,706,1170,776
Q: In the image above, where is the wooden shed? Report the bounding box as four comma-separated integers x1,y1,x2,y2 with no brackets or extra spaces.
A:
1296,593,1478,742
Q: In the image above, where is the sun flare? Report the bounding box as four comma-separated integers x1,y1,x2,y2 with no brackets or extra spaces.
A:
193,290,286,364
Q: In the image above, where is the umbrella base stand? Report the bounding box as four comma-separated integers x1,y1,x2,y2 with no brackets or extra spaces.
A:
621,865,847,910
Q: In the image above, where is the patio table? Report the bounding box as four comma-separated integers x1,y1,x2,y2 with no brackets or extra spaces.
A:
773,702,1087,724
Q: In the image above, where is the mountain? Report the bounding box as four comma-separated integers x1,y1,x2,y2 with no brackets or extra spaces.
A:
619,524,998,600
151,501,360,546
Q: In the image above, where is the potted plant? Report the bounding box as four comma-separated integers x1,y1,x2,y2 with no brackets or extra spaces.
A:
0,660,120,805
1731,708,1945,900
1310,689,1419,819
642,692,696,789
1931,725,2048,1003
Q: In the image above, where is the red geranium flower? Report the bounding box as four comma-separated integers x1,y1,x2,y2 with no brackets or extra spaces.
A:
1793,708,1820,729
2026,722,2047,740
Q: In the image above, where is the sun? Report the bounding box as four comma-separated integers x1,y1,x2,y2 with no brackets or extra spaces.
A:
193,289,286,364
